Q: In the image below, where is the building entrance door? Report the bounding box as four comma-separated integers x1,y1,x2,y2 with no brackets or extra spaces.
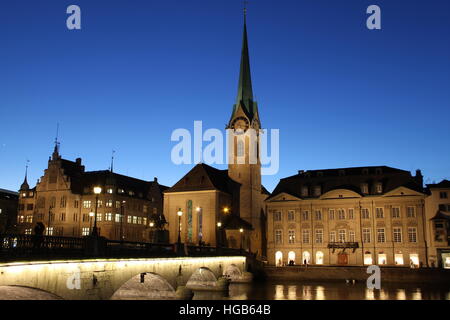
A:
338,253,348,265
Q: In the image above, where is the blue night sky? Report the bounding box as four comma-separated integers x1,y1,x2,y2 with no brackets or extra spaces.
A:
0,0,449,192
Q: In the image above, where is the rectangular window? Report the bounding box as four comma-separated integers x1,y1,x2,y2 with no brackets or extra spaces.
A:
106,200,113,208
377,228,386,243
74,200,79,208
408,227,417,243
143,205,148,213
376,183,383,193
338,229,346,243
315,210,322,221
329,209,335,220
133,216,138,224
96,200,103,208
26,204,34,211
376,207,384,219
83,200,91,209
301,186,308,197
96,213,102,222
25,215,33,223
287,210,295,221
361,183,369,194
349,231,355,242
107,188,114,194
73,213,78,222
127,216,132,223
315,229,323,244
392,207,400,218
330,231,336,243
314,186,321,196
25,228,32,235
46,227,54,236
302,211,309,221
143,217,147,226
362,228,371,243
407,206,416,218
115,214,123,223
275,230,282,244
82,214,89,222
361,208,370,219
105,213,113,221
288,230,296,244
60,213,66,222
302,230,310,244
137,217,142,225
60,196,67,208
82,227,90,236
274,211,282,222
393,227,402,243
440,192,448,199
338,209,345,220
348,208,354,220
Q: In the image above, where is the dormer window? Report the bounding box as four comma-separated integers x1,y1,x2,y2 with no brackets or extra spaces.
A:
376,183,383,194
301,186,309,197
361,183,369,194
314,186,321,196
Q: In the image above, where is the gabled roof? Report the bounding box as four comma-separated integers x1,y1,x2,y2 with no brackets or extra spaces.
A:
165,163,240,195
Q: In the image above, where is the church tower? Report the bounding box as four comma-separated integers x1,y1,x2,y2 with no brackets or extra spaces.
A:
227,10,263,254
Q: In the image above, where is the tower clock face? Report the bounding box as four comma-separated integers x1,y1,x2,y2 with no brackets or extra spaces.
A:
232,117,250,132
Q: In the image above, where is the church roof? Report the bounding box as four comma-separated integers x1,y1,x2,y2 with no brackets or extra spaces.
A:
427,180,450,189
268,166,423,200
164,163,241,195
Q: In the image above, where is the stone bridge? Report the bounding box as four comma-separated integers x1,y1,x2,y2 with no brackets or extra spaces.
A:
0,256,248,300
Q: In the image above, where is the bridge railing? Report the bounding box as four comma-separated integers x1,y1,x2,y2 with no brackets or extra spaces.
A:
0,234,249,262
0,234,86,261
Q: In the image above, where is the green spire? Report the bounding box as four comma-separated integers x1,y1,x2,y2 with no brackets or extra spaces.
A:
235,13,254,117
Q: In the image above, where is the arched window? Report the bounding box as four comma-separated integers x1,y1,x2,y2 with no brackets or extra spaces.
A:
237,139,244,157
364,251,373,265
302,251,311,264
288,251,296,265
316,251,324,265
275,251,283,267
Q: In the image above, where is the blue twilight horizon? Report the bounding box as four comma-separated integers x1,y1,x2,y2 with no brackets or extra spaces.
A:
0,0,449,192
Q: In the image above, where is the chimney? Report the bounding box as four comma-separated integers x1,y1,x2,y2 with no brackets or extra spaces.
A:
415,169,423,189
154,177,158,183
76,158,82,166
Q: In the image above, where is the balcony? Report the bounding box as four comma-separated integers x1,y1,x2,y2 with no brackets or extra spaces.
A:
327,242,359,253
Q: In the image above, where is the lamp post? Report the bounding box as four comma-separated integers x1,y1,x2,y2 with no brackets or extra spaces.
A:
91,187,102,237
239,228,244,251
217,222,222,249
120,200,125,243
177,208,183,254
89,211,94,233
149,221,155,243
47,208,52,236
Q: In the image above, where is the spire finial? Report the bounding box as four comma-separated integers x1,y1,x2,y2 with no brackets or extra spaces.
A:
52,123,61,159
21,159,30,190
110,150,115,173
243,0,248,21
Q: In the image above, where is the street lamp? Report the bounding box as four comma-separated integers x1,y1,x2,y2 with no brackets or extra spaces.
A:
223,207,229,214
239,228,244,250
177,208,183,253
89,211,94,233
216,222,222,249
91,186,102,237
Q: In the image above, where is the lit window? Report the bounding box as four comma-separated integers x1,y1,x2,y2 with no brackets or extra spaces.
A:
96,213,102,222
97,200,103,208
143,205,148,213
115,214,122,223
143,217,147,226
127,216,132,223
288,230,295,244
46,227,54,236
378,253,387,265
25,215,33,223
364,252,373,265
83,200,91,209
137,217,142,224
361,183,369,194
133,216,137,224
25,228,32,235
301,186,308,197
316,251,324,265
376,183,383,193
82,227,90,236
409,254,419,267
393,227,402,243
118,189,125,194
107,188,114,194
314,186,321,196
105,213,112,221
392,207,400,218
395,253,404,265
106,200,113,208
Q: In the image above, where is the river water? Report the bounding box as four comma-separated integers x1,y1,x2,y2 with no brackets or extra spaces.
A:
192,280,450,300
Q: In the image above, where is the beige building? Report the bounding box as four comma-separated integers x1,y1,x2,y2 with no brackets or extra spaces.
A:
266,167,428,267
164,16,269,256
424,180,450,268
17,145,168,242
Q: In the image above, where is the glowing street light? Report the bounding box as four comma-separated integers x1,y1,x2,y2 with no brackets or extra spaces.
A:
239,228,244,250
177,208,183,252
89,211,94,233
91,186,102,237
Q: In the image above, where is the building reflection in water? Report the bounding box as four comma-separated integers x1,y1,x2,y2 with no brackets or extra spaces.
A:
396,289,407,300
288,286,297,300
411,289,422,300
274,285,285,300
316,286,325,300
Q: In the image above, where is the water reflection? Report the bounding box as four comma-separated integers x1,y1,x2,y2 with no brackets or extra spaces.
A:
221,281,450,300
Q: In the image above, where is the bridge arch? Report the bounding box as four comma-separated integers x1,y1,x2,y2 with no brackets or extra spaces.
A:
110,272,176,300
0,285,63,300
186,267,218,290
